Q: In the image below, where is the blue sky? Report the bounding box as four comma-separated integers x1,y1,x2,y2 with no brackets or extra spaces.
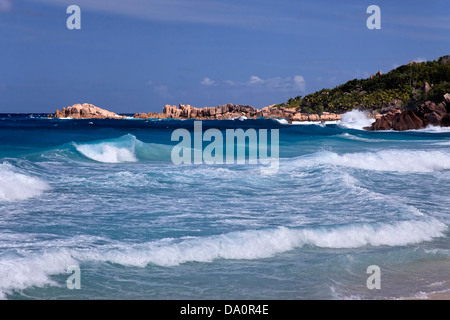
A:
0,0,449,113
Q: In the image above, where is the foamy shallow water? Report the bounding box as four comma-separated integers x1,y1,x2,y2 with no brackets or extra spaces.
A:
0,113,449,300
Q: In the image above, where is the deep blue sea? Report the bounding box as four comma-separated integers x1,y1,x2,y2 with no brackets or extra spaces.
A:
1,111,449,300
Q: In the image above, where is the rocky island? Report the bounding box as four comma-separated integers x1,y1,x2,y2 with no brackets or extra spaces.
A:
53,103,125,119
275,55,450,131
53,103,342,123
365,93,450,130
133,103,341,122
52,55,450,131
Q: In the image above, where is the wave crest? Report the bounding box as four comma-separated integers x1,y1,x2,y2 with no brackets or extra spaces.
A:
72,219,447,267
73,134,172,163
74,134,137,163
0,219,444,298
288,149,450,173
0,250,77,299
0,163,50,202
339,110,375,130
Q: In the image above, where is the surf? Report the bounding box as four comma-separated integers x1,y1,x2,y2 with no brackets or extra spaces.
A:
0,162,50,202
338,110,375,130
70,134,173,163
287,149,450,173
70,218,447,267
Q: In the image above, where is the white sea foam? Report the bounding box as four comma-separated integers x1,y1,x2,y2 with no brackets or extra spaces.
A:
288,149,450,173
338,110,375,130
0,219,444,298
276,119,339,126
72,219,447,267
432,141,450,146
272,118,289,125
0,163,50,202
291,121,339,125
273,118,333,126
76,144,137,163
0,250,77,299
74,135,138,163
415,125,450,133
73,135,172,163
337,133,386,142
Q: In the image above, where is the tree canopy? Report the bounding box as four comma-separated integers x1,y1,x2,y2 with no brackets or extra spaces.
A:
276,55,450,114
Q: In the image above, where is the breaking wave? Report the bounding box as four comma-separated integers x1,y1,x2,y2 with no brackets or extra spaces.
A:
74,134,138,163
288,149,450,173
73,134,171,163
0,163,50,202
337,133,386,142
0,218,445,298
72,219,447,267
338,110,375,130
0,250,77,299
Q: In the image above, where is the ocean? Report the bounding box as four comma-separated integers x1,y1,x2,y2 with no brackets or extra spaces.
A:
0,110,449,300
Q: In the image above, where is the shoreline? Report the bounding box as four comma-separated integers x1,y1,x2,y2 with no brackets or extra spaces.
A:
405,288,450,300
50,103,344,123
2,112,341,124
49,92,450,131
422,290,450,300
5,113,450,133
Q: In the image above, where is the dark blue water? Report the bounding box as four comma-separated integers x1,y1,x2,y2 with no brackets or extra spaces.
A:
1,111,449,299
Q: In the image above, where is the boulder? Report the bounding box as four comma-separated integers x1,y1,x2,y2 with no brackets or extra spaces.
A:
133,113,149,119
54,103,123,119
365,109,401,130
190,108,198,118
320,112,340,121
444,93,450,104
391,110,424,131
270,109,286,118
366,96,450,131
367,116,391,131
290,113,309,122
133,112,169,119
416,100,448,126
163,105,178,117
179,103,194,118
425,111,443,125
174,109,182,118
441,114,450,127
422,82,432,93
215,105,224,115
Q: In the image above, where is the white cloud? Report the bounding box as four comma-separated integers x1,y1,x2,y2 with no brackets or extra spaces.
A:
224,80,236,86
0,0,12,12
249,75,264,85
293,75,305,91
201,77,215,86
246,75,305,92
412,57,426,63
201,75,306,93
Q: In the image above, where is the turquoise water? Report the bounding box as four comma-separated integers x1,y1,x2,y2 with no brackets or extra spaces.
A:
1,111,449,300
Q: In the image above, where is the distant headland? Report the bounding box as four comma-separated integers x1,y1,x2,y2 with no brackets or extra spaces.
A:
51,102,342,123
50,55,450,131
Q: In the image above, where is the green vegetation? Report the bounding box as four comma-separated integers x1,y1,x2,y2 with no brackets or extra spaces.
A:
277,55,450,114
